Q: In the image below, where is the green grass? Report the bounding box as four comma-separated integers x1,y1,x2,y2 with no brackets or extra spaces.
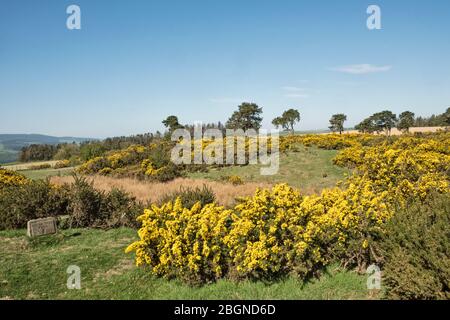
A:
188,145,349,192
19,167,74,180
0,228,375,300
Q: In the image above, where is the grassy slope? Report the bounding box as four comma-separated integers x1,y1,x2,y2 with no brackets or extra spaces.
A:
19,167,74,180
0,228,373,300
188,145,349,193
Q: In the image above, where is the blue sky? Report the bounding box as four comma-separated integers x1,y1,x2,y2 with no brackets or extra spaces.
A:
1,0,449,138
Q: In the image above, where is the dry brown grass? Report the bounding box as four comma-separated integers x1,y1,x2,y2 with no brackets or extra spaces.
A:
50,175,272,207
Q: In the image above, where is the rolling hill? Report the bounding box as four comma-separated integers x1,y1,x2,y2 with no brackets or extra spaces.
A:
0,134,94,163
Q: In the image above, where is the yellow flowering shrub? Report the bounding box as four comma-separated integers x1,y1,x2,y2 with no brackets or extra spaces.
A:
126,199,233,285
227,175,244,185
54,159,71,169
126,132,450,284
224,184,305,279
0,168,29,190
78,145,149,175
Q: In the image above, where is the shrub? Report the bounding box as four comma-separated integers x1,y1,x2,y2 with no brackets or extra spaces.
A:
380,193,450,300
0,180,70,230
67,175,143,229
126,199,233,285
29,163,52,170
67,176,104,228
0,168,29,190
101,188,143,229
225,175,244,185
54,160,71,169
225,184,331,281
158,185,215,209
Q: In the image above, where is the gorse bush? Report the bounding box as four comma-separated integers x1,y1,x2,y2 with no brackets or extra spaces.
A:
0,179,70,230
67,176,143,229
380,193,450,300
157,185,216,209
225,184,329,281
126,199,233,285
0,168,29,190
0,175,143,230
54,159,71,169
127,132,450,288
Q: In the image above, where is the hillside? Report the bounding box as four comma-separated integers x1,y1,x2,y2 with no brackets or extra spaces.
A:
0,134,94,163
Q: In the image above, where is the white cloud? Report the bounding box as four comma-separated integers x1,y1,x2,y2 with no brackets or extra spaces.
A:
331,64,392,74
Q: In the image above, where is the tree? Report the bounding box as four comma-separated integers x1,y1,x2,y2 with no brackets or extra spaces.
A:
162,115,183,132
226,102,263,131
397,111,415,133
272,109,300,133
356,110,397,135
444,107,450,126
372,110,397,135
355,118,377,134
328,114,347,134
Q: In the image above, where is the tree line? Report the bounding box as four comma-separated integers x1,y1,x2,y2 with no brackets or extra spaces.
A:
162,102,450,136
18,103,449,162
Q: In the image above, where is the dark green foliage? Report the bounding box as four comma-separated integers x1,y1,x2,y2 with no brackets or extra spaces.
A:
0,176,143,230
414,108,450,127
67,176,104,227
162,115,184,133
67,176,143,228
356,110,397,135
272,109,301,132
0,180,70,230
397,111,415,132
19,144,58,162
157,185,216,209
380,193,450,300
328,114,347,134
79,142,108,161
226,102,263,131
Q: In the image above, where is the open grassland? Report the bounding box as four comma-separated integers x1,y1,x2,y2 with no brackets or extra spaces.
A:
19,167,74,180
1,161,75,180
50,146,348,206
0,228,374,300
1,160,59,171
51,175,271,207
188,145,349,192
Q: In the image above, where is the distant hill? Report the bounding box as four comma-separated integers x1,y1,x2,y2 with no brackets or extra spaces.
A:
0,134,95,164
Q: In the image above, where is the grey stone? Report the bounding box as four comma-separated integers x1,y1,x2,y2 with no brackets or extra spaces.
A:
27,217,57,237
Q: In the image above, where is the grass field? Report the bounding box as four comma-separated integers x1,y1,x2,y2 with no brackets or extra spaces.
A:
188,145,349,192
19,167,74,180
1,161,75,180
0,228,376,300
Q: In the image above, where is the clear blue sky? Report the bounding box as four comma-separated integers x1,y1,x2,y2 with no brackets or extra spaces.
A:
1,0,449,138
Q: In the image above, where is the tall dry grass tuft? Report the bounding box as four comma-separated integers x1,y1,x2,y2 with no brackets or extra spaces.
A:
50,175,272,207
